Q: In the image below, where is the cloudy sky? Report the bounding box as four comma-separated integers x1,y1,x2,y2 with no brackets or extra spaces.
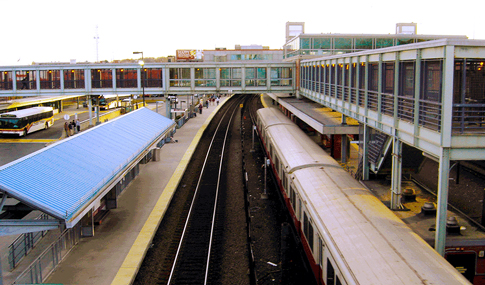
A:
1,0,483,66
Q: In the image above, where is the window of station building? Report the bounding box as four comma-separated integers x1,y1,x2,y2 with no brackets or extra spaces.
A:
16,70,36,90
195,68,216,87
334,38,352,51
300,38,311,49
245,67,267,86
397,38,414,46
270,67,292,86
220,67,241,87
376,38,394,49
355,38,373,50
169,68,190,87
214,55,227,62
230,54,242,61
313,38,331,50
64,70,85,89
144,68,163,88
91,69,113,88
116,68,137,88
1,71,13,90
39,70,60,89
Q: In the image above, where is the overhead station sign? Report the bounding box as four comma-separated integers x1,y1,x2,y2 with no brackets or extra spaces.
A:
176,50,203,61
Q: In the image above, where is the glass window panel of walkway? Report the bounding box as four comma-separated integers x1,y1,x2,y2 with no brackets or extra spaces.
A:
452,59,485,132
39,70,60,89
1,71,13,90
92,69,113,88
16,70,36,90
271,67,292,86
302,56,485,134
245,67,266,86
116,68,137,88
170,68,190,87
195,68,216,87
64,70,85,89
220,67,241,87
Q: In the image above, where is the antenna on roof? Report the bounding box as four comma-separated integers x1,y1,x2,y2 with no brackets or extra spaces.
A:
94,25,100,63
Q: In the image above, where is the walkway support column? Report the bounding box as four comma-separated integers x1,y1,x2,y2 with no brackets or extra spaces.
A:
435,148,450,255
390,136,403,210
361,124,370,180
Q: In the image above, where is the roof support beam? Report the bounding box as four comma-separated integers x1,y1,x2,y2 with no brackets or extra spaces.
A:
0,219,61,236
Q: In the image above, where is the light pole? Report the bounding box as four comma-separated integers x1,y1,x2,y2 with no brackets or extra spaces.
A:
133,51,145,107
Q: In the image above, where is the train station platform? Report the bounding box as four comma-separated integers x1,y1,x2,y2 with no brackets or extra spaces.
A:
0,96,228,285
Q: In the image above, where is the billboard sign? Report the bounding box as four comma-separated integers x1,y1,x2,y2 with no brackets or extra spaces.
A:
176,50,203,61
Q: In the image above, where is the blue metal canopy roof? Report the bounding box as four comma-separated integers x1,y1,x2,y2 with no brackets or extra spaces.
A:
0,108,175,227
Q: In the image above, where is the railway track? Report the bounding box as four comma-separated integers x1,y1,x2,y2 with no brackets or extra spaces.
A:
167,96,244,284
134,94,315,285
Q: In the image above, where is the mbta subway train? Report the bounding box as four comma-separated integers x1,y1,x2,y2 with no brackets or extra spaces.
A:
255,107,470,285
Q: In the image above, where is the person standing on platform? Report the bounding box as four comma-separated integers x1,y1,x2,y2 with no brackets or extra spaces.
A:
205,100,209,109
64,121,70,137
72,120,76,134
199,103,203,114
68,121,73,136
216,97,220,106
76,119,81,133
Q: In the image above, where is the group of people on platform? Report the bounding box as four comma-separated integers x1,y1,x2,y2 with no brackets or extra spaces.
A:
197,95,220,114
64,119,81,137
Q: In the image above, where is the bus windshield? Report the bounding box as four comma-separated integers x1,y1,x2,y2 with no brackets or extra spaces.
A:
0,118,24,129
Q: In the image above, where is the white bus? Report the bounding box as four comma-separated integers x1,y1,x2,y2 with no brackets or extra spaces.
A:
0,107,55,137
92,94,132,110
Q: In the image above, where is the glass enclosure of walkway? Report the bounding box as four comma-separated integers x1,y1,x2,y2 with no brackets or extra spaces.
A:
300,40,485,135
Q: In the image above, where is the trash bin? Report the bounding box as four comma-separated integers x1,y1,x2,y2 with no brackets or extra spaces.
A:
153,147,161,161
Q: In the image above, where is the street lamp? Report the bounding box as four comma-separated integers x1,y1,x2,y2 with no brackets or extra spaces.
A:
133,51,145,107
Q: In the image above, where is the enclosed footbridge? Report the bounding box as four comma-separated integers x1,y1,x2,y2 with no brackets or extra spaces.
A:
0,61,294,97
299,38,485,255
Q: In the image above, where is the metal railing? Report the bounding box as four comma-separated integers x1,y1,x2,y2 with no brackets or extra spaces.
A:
13,224,81,285
452,103,485,133
8,213,50,270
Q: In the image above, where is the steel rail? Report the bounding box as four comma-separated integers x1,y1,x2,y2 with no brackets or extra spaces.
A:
167,97,243,284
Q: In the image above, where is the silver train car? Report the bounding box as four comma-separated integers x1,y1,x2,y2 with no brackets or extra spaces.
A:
256,107,470,285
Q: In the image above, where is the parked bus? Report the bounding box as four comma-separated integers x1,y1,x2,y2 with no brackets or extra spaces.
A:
0,107,54,137
92,94,132,110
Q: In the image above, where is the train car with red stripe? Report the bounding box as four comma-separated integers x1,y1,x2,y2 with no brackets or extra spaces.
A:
256,107,470,285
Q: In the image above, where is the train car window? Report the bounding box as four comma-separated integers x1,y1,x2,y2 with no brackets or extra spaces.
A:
327,258,335,285
318,236,324,267
303,213,314,252
274,155,280,175
290,184,296,209
297,196,302,221
283,171,288,193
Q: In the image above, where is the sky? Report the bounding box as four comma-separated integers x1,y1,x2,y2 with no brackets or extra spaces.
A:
1,0,484,66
